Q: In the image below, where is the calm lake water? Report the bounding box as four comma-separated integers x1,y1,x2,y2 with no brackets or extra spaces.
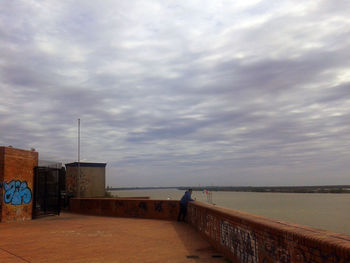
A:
110,189,350,236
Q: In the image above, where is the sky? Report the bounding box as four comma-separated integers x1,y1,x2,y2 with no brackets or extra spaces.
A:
1,0,350,187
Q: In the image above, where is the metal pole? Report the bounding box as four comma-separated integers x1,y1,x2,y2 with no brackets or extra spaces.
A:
77,118,80,198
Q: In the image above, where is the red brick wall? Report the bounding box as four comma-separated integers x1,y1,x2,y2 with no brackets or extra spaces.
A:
188,201,350,263
70,198,179,220
0,147,38,222
0,147,4,221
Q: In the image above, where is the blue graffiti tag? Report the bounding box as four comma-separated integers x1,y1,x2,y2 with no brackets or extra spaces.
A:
4,180,32,205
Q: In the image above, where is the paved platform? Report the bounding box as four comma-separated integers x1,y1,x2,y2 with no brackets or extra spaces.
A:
0,213,228,263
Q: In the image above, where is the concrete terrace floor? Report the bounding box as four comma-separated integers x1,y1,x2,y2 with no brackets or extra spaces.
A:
0,213,229,263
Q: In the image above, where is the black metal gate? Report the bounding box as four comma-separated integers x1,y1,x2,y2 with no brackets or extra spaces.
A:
33,167,64,218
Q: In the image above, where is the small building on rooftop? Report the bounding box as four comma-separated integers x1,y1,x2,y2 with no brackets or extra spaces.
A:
65,162,106,198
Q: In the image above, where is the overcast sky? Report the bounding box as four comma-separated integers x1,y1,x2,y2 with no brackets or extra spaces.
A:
1,0,350,187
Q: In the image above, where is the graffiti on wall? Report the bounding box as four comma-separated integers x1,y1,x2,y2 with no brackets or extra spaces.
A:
154,201,163,212
294,246,348,263
66,169,90,195
4,180,32,205
207,214,219,241
220,220,258,263
189,205,350,263
196,211,219,242
261,233,290,263
138,201,148,211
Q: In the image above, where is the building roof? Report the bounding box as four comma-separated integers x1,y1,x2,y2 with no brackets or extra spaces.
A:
65,162,106,168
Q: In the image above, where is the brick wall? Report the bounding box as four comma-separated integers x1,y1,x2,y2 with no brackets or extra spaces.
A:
0,146,38,222
188,201,350,263
0,147,4,221
70,198,179,220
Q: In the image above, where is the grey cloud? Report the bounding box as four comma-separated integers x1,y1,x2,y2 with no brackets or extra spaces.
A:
317,83,350,103
1,0,350,187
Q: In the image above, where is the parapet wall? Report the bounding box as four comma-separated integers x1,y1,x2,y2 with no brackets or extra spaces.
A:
70,198,179,220
188,202,350,263
69,198,350,262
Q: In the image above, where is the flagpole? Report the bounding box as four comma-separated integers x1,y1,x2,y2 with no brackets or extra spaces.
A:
77,118,80,198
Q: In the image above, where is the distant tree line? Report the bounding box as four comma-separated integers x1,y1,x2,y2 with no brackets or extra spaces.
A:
178,185,350,193
106,185,350,193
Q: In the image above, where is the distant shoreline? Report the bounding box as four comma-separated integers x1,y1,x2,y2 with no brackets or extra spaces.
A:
108,187,178,191
107,185,350,194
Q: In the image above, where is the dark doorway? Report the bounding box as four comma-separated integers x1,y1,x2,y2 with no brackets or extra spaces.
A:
33,167,65,218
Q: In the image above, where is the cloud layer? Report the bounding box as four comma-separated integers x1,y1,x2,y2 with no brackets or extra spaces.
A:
1,0,350,186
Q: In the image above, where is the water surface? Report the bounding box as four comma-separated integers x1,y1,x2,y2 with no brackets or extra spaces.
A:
110,189,350,236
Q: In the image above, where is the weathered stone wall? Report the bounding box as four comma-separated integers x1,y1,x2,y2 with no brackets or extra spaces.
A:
188,201,350,263
70,198,179,220
0,147,38,222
